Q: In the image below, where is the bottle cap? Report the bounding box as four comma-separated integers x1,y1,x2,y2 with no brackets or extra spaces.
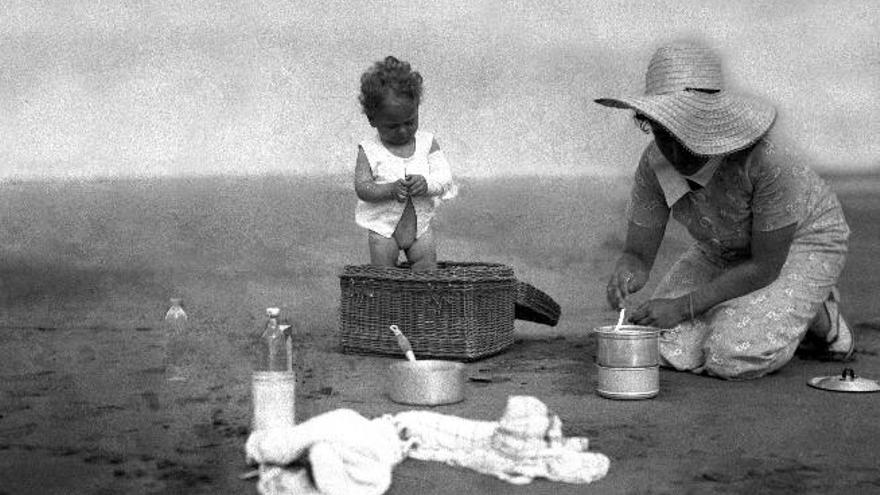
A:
170,298,183,305
266,307,280,317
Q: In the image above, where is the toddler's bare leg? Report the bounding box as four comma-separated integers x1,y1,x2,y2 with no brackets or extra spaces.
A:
368,231,400,267
406,229,437,271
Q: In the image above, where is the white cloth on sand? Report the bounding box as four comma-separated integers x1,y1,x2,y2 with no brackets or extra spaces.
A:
244,396,610,494
394,395,610,485
245,408,406,495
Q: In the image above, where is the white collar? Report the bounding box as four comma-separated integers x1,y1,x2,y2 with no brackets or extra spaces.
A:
652,155,724,207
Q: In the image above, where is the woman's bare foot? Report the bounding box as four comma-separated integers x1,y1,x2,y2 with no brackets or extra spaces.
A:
803,287,854,361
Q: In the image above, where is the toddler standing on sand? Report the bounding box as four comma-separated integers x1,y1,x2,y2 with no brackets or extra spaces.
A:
354,56,457,271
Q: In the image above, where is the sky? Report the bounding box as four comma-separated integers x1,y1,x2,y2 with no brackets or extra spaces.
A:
0,0,877,180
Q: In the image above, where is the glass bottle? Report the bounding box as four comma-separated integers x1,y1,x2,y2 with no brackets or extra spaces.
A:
164,297,188,381
261,307,287,372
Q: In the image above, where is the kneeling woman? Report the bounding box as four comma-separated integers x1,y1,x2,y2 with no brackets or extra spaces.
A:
596,41,853,380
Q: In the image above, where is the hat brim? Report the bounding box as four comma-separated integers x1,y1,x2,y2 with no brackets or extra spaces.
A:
595,91,776,156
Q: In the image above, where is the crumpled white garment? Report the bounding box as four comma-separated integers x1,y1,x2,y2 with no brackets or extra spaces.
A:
394,396,610,484
245,408,407,495
244,396,610,494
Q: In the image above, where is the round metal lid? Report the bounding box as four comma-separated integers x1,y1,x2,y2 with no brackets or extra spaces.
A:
808,368,880,393
594,325,661,336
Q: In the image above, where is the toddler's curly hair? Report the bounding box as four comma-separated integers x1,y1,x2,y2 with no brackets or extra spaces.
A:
359,56,423,119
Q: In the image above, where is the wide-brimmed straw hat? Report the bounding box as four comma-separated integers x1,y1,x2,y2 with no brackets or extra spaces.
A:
595,42,776,156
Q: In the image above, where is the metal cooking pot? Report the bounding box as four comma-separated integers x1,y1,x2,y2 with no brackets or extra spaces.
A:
387,360,465,406
594,325,660,367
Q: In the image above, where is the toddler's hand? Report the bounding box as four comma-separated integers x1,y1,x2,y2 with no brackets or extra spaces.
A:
404,175,428,197
394,179,409,202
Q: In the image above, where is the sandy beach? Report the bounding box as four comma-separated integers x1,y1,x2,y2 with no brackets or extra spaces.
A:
1,174,879,494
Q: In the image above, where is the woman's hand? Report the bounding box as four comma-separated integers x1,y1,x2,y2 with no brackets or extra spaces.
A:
628,296,688,329
606,266,648,310
607,221,664,310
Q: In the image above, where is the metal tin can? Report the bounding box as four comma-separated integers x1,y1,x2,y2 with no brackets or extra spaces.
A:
595,364,659,400
594,325,660,368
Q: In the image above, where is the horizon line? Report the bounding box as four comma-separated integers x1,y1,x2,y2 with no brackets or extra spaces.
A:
3,168,880,186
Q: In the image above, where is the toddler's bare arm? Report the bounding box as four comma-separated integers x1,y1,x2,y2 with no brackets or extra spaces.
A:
424,138,457,199
354,146,407,202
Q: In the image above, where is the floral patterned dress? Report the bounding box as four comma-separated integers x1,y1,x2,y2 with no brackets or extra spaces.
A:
628,130,850,379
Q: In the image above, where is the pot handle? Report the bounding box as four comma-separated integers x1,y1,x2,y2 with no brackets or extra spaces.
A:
389,325,417,362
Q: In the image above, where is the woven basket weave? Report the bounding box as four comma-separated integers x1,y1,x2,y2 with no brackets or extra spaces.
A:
339,262,517,361
515,282,561,326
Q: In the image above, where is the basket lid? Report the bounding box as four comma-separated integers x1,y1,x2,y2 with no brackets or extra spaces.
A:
515,281,561,326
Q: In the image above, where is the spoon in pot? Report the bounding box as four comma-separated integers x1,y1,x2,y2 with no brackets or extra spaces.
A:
614,308,626,332
389,325,417,362
614,275,630,332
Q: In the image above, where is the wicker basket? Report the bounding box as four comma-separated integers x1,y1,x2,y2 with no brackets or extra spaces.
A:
339,262,518,361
